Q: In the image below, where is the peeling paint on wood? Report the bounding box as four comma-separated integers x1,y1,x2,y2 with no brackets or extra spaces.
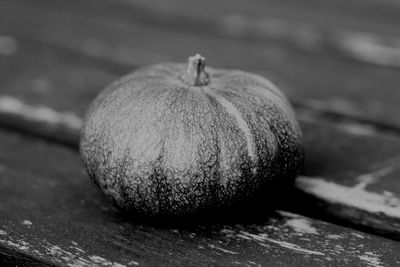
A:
208,244,239,255
1,93,400,240
1,0,400,265
0,229,129,267
279,212,319,235
0,129,400,266
218,210,400,265
238,231,325,256
296,165,400,219
358,252,384,267
0,96,82,131
21,220,33,226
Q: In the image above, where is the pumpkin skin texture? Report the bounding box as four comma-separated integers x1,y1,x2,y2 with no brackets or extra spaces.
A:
80,55,303,217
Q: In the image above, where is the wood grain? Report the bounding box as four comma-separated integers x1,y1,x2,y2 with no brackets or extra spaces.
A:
1,1,400,263
1,35,400,239
1,128,400,266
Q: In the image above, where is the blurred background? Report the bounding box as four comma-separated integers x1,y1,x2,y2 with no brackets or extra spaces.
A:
1,0,400,129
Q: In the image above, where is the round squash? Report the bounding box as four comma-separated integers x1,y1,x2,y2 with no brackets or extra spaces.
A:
80,54,303,216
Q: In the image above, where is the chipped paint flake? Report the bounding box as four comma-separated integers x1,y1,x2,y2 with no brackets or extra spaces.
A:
266,239,325,256
71,246,85,253
296,165,400,218
89,255,126,266
0,232,128,267
189,233,196,238
22,220,33,226
237,232,265,242
238,231,324,256
285,218,319,235
358,252,384,267
3,239,30,251
209,244,239,255
351,233,365,239
277,211,318,235
0,96,82,130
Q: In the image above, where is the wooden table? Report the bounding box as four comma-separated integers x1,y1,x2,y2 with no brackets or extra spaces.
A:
1,0,400,266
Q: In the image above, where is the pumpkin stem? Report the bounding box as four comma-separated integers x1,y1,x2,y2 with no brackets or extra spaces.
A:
182,54,210,86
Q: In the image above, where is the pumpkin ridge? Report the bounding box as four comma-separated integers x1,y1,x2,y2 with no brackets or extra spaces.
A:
214,71,291,114
214,80,297,130
203,88,257,174
245,85,298,129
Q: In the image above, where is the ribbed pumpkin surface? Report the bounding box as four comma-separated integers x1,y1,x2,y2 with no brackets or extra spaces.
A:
80,55,303,216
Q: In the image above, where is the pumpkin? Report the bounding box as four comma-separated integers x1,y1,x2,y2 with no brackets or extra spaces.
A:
80,54,303,217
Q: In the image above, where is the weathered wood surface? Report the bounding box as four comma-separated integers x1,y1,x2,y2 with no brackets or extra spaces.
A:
2,0,400,130
1,34,400,239
1,0,400,265
1,129,400,266
296,117,400,240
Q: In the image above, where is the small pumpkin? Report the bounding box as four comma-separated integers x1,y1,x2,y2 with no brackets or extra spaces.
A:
80,54,303,216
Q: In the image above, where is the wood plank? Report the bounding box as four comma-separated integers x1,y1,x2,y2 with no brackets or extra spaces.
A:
10,0,400,60
1,1,400,131
121,0,400,36
295,113,400,240
0,35,127,116
1,36,400,239
1,128,400,266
